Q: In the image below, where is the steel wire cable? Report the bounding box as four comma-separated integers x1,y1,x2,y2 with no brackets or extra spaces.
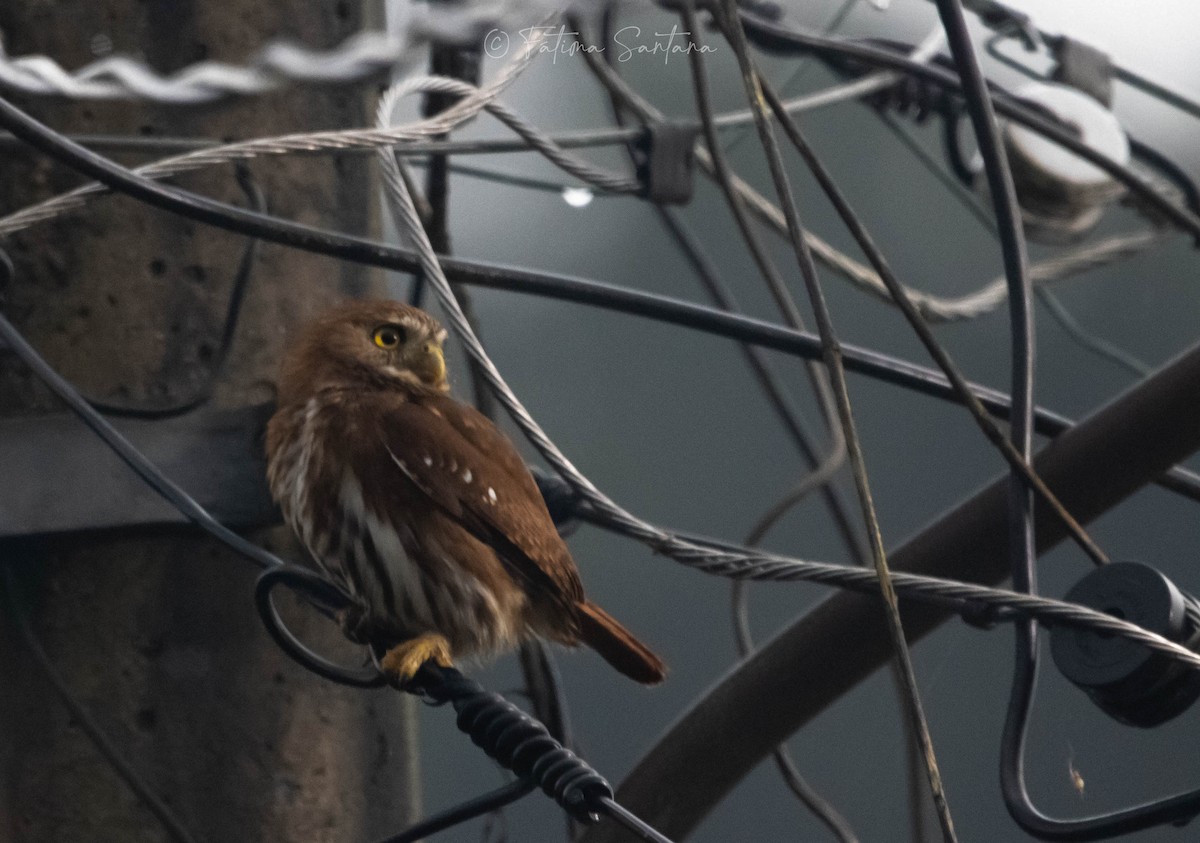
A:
7,10,1200,842
1,93,1199,674
0,5,527,103
3,26,1175,326
704,3,957,837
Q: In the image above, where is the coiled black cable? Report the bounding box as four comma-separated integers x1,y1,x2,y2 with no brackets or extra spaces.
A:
416,665,615,823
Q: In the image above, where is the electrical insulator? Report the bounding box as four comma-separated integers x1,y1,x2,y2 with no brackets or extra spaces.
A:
1051,562,1200,728
1003,82,1130,243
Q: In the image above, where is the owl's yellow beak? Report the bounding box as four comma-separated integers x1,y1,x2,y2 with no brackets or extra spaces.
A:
415,342,446,384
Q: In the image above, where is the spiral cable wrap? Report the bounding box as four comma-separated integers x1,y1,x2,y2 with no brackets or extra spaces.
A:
424,667,614,822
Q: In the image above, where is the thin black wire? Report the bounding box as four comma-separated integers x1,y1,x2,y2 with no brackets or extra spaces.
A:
254,566,385,687
1035,287,1154,378
731,459,859,843
734,12,1200,242
708,4,958,839
878,96,1158,385
373,781,534,843
664,1,851,508
2,103,1197,514
0,253,285,574
595,796,676,843
2,565,200,843
755,69,1109,569
576,23,863,836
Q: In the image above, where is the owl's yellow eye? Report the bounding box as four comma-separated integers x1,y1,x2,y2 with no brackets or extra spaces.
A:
373,324,405,349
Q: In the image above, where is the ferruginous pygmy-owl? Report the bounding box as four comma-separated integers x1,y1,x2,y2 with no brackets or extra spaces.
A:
265,300,666,685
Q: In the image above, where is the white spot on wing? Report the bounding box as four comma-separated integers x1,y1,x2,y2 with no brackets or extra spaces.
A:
487,487,497,504
386,444,433,496
424,456,433,467
462,469,473,483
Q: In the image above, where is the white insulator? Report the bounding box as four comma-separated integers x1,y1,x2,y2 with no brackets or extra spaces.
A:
1004,82,1130,243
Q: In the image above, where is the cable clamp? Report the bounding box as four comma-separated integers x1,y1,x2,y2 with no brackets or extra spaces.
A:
634,121,701,205
1051,37,1114,107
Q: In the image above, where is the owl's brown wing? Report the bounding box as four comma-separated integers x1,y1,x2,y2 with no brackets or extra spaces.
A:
376,396,584,607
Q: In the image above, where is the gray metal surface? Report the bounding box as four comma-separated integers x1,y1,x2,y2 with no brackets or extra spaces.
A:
0,404,276,537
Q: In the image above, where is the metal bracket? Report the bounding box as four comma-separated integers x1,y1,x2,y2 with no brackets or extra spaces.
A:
0,403,278,537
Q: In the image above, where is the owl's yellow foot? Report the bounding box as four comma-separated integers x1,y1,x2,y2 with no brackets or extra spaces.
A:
380,633,454,684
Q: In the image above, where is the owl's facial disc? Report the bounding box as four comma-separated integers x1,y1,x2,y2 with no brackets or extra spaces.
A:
371,314,446,387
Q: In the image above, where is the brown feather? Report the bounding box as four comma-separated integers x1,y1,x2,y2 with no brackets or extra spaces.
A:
576,600,666,685
266,299,668,684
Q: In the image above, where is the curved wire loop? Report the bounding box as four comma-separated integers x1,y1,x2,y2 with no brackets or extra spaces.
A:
253,565,387,688
1001,632,1200,839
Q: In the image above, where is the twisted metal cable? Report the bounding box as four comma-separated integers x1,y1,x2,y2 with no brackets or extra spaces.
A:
0,52,1167,324
0,32,545,236
0,67,639,239
374,77,638,201
1,81,1196,687
370,39,1200,680
0,3,519,104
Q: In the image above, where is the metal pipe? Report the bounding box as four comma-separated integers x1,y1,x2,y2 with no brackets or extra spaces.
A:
585,338,1200,843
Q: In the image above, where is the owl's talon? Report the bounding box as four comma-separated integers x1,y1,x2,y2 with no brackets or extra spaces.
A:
381,633,455,685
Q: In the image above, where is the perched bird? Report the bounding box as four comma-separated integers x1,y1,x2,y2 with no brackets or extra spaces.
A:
266,299,665,685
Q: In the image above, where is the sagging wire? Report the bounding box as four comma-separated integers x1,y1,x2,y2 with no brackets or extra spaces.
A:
2,564,200,843
3,103,1198,512
1035,287,1153,378
578,21,864,835
0,241,669,843
950,12,1200,843
703,3,958,839
574,22,872,832
731,454,859,843
3,95,1200,668
755,65,1110,568
0,40,1182,331
735,11,1200,247
877,93,1159,382
936,3,1181,841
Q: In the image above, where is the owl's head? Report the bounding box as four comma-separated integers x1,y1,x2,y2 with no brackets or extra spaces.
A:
278,299,450,405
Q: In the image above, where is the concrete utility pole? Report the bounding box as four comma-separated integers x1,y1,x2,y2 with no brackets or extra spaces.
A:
0,2,419,841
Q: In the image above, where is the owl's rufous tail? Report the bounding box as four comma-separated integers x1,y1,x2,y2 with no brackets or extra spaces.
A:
577,600,666,685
